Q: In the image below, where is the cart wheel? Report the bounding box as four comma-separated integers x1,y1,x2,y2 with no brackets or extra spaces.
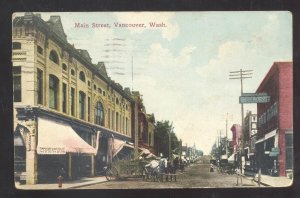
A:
105,166,119,181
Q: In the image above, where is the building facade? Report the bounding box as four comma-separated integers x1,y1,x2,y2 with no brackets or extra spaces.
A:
13,13,136,184
243,111,257,174
255,62,293,176
131,91,155,152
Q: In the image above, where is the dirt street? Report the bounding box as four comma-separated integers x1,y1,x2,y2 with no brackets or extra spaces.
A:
78,158,258,189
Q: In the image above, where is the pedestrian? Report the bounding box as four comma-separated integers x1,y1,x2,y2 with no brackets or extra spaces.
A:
210,163,214,172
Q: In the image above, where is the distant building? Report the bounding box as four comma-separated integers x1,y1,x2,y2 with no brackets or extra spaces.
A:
131,91,155,152
230,124,241,153
255,62,293,176
243,111,257,166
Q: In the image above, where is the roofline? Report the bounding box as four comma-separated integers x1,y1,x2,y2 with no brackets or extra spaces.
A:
256,61,292,93
13,13,134,102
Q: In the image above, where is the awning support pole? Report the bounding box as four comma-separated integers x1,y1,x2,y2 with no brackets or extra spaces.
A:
68,154,72,179
91,155,95,177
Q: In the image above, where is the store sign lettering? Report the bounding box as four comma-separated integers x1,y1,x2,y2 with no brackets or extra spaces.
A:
38,147,66,154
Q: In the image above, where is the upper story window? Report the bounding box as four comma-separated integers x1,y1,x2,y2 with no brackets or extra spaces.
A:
13,66,21,102
37,46,43,55
88,80,91,86
49,50,59,64
98,88,102,94
103,91,106,96
116,98,119,105
49,74,59,109
37,69,43,104
71,69,75,76
62,63,67,71
79,71,86,82
95,101,105,126
94,85,96,90
79,91,86,120
12,42,21,50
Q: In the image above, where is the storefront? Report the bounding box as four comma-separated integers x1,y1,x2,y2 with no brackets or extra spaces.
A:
255,129,279,175
14,106,132,184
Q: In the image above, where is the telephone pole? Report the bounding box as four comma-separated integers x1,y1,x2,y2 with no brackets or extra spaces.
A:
229,69,252,158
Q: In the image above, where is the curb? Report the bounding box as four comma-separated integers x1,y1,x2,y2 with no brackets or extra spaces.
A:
67,179,108,189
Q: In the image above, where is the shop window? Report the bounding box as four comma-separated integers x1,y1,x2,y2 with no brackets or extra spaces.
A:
12,42,21,49
95,101,104,126
49,75,59,109
285,133,293,169
62,63,67,71
62,83,67,113
79,91,86,120
37,46,43,55
37,69,43,104
13,67,21,102
79,71,86,82
49,50,59,64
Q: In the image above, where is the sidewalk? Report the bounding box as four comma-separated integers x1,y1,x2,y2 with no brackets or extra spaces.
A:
15,176,108,190
252,174,293,187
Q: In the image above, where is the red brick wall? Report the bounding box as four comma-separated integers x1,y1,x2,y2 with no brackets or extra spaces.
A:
256,62,292,176
278,63,293,176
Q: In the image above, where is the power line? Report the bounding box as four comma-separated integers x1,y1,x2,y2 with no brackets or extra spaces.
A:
228,69,253,159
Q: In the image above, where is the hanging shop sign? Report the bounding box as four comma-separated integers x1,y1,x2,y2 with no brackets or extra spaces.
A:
239,93,270,104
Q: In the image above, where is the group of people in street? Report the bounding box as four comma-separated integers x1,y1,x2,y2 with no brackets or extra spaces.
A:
144,157,186,182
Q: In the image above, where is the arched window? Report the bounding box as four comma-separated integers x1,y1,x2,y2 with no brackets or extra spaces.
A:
79,71,86,82
49,75,59,109
12,42,21,49
49,50,59,64
62,63,67,71
95,101,104,126
37,46,43,55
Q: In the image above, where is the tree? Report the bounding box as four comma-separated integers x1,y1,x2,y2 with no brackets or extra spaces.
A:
154,120,180,158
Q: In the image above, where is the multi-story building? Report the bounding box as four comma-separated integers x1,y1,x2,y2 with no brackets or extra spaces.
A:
230,124,241,154
12,12,135,184
131,92,155,152
255,62,293,176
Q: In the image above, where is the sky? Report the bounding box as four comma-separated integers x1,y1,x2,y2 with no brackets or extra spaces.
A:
15,12,292,154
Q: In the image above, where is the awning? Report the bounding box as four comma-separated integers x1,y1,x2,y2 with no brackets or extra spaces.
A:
228,153,235,163
139,147,151,156
255,138,265,144
113,139,134,157
37,117,97,155
265,129,277,140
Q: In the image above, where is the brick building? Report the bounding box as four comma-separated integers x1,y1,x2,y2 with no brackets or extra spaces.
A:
255,62,293,176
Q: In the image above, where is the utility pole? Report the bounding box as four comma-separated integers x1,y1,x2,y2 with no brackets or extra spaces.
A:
229,69,253,155
131,56,134,91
